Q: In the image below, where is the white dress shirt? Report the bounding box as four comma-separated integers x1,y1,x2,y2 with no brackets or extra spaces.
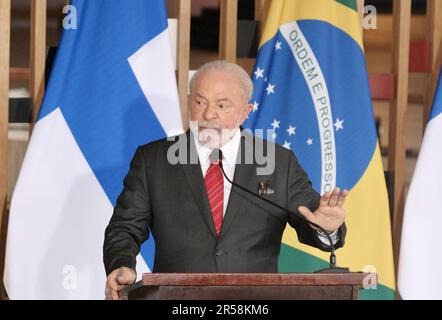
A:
191,129,338,246
193,129,241,217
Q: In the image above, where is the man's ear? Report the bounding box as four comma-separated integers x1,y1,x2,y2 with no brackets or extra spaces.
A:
240,103,253,123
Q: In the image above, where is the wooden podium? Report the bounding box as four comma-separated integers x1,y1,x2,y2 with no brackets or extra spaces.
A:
127,273,370,300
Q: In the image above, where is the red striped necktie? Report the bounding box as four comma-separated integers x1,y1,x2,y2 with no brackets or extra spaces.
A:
204,158,224,237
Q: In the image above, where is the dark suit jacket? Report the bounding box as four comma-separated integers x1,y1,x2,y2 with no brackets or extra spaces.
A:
103,130,346,275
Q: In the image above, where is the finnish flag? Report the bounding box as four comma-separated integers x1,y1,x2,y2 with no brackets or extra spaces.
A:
4,0,183,299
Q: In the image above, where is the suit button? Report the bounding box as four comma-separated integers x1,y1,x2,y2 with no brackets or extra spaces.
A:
215,249,225,256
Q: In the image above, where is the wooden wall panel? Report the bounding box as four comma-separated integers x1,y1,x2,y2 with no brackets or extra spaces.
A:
0,0,11,300
219,0,238,63
389,0,411,272
29,0,46,128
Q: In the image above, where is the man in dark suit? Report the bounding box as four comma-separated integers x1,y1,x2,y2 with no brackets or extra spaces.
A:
103,61,348,300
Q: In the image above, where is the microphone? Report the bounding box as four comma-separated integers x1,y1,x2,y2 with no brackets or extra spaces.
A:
211,148,348,273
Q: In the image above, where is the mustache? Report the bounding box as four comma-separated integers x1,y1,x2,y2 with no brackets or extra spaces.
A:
197,121,221,130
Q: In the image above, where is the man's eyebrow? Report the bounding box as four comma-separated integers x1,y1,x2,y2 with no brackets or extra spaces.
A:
216,98,232,103
195,93,208,100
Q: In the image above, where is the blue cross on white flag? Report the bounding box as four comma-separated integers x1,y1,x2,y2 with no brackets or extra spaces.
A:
4,0,183,299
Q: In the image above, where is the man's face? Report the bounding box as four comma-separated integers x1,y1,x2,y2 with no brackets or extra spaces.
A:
189,70,252,147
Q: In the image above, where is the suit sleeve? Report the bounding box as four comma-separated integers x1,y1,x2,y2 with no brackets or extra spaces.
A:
103,146,152,275
286,151,346,252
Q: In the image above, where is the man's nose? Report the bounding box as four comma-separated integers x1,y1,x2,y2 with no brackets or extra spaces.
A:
203,105,218,120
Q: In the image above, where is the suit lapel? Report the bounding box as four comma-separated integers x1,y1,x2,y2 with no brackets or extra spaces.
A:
180,130,217,238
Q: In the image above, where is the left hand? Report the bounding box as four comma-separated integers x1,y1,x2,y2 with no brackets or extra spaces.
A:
298,187,348,233
105,267,136,300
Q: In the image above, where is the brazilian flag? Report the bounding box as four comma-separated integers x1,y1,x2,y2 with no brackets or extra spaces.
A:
244,0,395,299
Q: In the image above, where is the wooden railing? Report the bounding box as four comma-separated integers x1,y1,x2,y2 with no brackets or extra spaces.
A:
0,0,11,299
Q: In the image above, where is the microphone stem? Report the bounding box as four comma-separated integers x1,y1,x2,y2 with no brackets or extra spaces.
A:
219,163,337,269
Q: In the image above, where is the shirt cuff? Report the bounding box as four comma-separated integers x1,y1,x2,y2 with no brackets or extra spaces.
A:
316,229,339,246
